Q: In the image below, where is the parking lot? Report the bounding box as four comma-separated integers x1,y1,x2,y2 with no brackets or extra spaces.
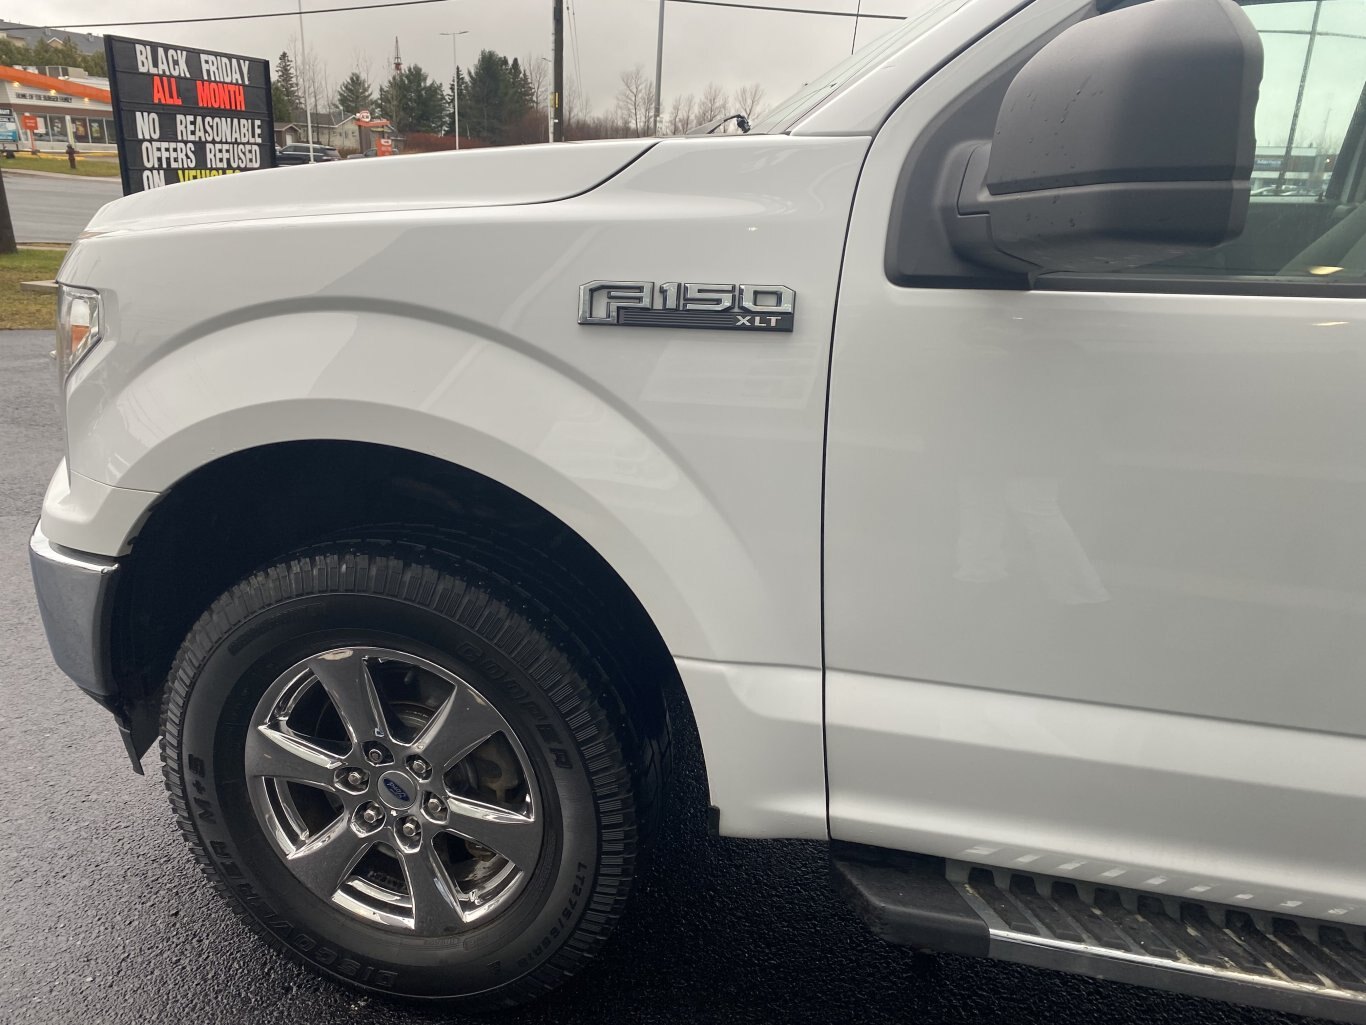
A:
0,325,1330,1024
4,172,121,244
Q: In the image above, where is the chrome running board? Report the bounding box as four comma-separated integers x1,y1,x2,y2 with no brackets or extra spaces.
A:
834,844,1366,1023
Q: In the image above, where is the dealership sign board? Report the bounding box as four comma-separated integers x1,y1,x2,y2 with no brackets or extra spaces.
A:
104,35,276,195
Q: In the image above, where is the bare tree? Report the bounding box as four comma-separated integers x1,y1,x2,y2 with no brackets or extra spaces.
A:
667,93,696,135
563,74,588,137
615,64,656,137
350,46,374,84
696,81,728,124
289,35,333,122
524,52,549,111
734,82,766,122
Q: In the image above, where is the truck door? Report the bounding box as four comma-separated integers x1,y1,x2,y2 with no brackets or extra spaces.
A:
824,0,1366,909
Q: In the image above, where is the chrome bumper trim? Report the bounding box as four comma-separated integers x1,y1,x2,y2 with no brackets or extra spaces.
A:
29,521,119,696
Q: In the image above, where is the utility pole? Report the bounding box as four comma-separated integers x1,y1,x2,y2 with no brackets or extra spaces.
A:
552,0,564,142
652,0,664,136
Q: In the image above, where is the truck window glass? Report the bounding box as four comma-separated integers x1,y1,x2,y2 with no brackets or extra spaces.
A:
748,0,970,135
1094,0,1366,285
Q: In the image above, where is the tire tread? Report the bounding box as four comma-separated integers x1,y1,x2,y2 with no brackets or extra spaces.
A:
161,540,660,1008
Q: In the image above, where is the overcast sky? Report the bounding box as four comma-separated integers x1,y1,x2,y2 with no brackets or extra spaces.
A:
7,0,914,117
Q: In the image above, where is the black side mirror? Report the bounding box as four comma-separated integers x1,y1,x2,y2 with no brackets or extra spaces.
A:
948,0,1263,273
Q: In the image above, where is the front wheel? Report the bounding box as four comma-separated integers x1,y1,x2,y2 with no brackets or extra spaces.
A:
160,544,650,1006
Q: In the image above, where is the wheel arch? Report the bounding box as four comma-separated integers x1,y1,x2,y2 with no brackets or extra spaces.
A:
110,440,704,823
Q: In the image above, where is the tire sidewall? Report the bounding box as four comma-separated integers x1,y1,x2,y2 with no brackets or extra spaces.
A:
173,586,602,1000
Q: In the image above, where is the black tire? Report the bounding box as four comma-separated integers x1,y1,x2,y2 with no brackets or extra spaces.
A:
160,543,653,1007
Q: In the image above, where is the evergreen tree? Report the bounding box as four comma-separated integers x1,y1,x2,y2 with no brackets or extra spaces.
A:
273,52,302,122
458,50,534,145
336,71,374,115
445,70,465,136
377,64,445,134
0,37,105,76
270,81,293,123
509,58,535,113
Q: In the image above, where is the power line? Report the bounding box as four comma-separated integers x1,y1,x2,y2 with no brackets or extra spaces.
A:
42,0,905,32
669,0,903,19
572,6,583,92
566,0,583,100
40,0,459,31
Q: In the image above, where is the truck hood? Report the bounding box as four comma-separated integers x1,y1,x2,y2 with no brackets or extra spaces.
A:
82,138,657,235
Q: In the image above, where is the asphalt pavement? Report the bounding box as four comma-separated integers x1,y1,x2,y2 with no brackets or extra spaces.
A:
4,171,121,244
0,326,1328,1024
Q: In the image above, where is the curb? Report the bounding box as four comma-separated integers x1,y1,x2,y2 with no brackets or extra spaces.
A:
2,167,121,183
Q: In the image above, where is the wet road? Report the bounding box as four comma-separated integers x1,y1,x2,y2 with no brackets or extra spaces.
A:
4,171,120,243
0,327,1326,1024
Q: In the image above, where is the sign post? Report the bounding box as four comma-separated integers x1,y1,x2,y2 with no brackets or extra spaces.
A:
104,35,276,196
19,112,36,153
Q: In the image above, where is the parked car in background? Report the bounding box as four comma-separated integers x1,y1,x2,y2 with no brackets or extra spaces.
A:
275,143,341,165
345,148,377,159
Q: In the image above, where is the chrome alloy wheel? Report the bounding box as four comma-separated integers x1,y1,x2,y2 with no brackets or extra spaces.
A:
245,646,542,935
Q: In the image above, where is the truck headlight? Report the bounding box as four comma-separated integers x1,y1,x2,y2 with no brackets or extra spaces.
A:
56,284,102,381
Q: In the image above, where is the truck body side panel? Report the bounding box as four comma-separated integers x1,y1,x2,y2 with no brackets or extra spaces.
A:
49,136,868,837
823,0,1366,921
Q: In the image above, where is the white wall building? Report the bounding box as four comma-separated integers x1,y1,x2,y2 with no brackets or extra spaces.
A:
0,64,116,153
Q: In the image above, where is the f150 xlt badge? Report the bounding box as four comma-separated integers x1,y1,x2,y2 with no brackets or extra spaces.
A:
578,281,795,332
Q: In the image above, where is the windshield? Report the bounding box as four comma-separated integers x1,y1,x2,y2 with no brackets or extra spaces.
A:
747,0,973,134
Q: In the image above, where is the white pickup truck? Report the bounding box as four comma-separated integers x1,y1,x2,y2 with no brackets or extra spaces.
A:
30,0,1366,1017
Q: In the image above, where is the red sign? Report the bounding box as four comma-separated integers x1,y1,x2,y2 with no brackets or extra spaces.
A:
20,113,37,131
375,136,393,156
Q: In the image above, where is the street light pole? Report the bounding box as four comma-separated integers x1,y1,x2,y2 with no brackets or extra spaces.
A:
652,0,664,135
440,30,469,150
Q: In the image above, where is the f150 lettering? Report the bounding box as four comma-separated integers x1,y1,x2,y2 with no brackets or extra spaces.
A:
577,280,796,331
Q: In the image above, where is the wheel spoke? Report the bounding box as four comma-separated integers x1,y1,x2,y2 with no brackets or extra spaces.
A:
285,817,371,896
245,725,343,788
410,684,507,770
402,845,467,935
444,796,543,870
308,650,388,749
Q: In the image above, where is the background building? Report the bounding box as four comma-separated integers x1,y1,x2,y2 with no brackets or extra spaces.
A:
0,22,103,56
0,64,115,154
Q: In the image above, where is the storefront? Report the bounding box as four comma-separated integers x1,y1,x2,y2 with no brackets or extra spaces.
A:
0,65,116,154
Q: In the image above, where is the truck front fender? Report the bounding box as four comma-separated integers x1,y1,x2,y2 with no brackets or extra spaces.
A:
62,302,783,663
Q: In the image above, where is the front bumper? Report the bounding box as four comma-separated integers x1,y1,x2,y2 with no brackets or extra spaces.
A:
29,521,146,771
29,520,119,698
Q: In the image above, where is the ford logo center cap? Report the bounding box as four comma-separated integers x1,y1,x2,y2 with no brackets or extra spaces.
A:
378,771,416,809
